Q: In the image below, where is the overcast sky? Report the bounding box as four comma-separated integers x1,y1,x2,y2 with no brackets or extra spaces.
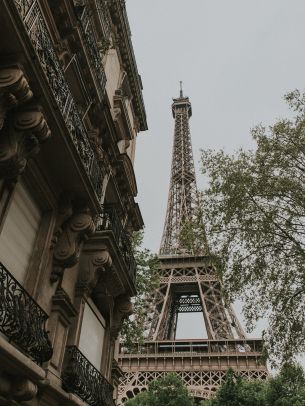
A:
125,0,305,352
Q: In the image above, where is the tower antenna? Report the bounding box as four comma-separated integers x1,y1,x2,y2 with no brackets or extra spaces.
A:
179,80,183,97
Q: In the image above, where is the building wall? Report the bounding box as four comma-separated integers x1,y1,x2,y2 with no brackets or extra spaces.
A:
0,1,147,405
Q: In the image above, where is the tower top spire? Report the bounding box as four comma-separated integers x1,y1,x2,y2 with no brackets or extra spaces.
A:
160,92,197,255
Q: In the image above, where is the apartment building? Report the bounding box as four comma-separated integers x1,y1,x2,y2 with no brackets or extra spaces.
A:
0,1,146,404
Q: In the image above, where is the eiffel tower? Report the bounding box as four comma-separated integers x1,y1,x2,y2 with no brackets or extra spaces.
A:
117,84,268,403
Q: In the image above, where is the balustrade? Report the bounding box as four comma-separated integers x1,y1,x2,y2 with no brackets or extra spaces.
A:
95,0,112,45
96,205,137,284
0,262,53,364
13,0,105,200
120,339,264,356
75,4,107,95
62,346,114,406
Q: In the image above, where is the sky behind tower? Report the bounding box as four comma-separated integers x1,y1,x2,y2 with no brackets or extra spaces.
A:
125,0,305,350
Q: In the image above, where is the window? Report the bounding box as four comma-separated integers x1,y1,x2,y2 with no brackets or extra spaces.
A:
0,181,41,284
79,301,106,370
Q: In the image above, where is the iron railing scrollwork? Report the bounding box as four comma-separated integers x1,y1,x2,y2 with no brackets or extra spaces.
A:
13,0,105,200
95,0,112,43
0,262,53,364
75,4,107,95
119,232,137,282
96,206,137,284
62,346,115,406
97,205,122,243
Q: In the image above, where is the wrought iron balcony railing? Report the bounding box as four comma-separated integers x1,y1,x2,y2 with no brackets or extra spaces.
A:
13,0,105,200
96,205,137,284
0,262,53,364
75,4,107,96
96,205,123,244
62,346,114,406
120,233,137,282
95,0,112,44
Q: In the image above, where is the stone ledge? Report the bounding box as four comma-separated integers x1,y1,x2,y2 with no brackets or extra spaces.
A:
0,335,45,382
0,336,87,405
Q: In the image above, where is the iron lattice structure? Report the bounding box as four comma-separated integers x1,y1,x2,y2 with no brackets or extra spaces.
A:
118,88,268,404
160,85,199,255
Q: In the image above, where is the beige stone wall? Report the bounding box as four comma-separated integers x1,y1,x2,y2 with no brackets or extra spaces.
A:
105,49,121,108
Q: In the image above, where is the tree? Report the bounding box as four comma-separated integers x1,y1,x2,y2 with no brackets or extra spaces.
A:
125,374,195,406
265,363,305,405
201,364,305,406
120,231,159,351
200,369,266,406
197,90,305,364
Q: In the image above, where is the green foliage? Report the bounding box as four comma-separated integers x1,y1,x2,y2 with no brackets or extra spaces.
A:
201,364,305,406
120,231,159,351
198,90,305,364
125,374,195,406
265,363,305,405
200,369,266,406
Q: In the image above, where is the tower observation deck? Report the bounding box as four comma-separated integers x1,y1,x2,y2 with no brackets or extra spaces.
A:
118,86,268,404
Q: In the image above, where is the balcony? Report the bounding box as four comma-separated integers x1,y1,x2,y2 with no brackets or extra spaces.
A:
75,4,107,99
13,0,105,200
95,0,112,43
96,205,137,284
0,262,53,364
62,346,114,406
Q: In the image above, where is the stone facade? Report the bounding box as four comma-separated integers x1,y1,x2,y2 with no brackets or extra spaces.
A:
0,1,147,405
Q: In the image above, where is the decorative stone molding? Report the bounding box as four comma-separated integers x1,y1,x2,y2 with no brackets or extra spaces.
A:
113,89,133,143
0,110,51,180
51,197,73,248
0,66,33,130
76,248,112,297
13,378,38,401
52,288,77,322
0,374,38,401
51,208,95,282
107,2,147,132
110,295,133,339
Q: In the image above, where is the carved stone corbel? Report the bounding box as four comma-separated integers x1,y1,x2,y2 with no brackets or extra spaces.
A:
76,248,112,297
0,110,51,180
13,378,38,401
0,374,38,401
110,295,133,339
112,106,121,122
0,66,33,130
51,208,95,282
51,196,73,247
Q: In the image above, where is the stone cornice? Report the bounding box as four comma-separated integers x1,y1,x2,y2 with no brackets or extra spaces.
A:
108,0,147,132
130,202,144,231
